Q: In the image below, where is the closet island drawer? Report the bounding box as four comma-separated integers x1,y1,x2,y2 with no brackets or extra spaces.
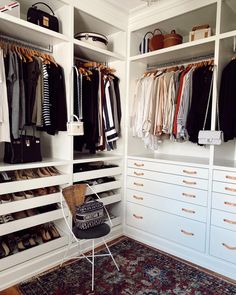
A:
210,226,236,264
128,159,208,179
127,168,208,189
127,189,207,222
127,177,207,206
211,209,236,232
126,202,206,252
213,170,236,184
212,192,236,214
213,181,236,196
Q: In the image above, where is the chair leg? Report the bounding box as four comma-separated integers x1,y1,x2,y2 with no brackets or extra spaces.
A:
103,238,120,271
92,239,95,292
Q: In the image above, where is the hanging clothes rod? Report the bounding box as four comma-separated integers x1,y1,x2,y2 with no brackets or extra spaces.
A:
146,53,214,71
0,34,53,53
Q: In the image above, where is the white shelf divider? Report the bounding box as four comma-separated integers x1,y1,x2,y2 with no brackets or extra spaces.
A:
73,167,122,182
74,39,125,62
85,180,122,195
73,153,123,164
101,193,122,206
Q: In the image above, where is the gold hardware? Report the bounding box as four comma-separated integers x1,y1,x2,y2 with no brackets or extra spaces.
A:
181,229,194,236
183,169,197,175
183,180,197,185
224,201,236,207
182,192,196,198
223,218,236,225
133,195,144,200
43,16,49,27
222,243,236,251
226,175,236,181
134,162,144,167
225,187,236,193
134,171,144,176
182,208,196,214
133,214,143,219
134,182,144,187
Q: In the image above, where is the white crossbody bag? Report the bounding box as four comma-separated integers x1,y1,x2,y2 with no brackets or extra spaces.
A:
198,65,224,145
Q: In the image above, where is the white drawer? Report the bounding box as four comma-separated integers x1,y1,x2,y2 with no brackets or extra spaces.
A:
212,192,236,214
210,226,236,264
126,202,206,252
127,168,208,190
128,159,208,179
127,189,207,222
213,170,236,184
213,181,236,196
211,209,236,232
127,176,208,206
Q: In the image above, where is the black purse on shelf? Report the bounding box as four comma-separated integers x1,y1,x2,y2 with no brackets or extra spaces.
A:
27,2,59,33
4,127,42,164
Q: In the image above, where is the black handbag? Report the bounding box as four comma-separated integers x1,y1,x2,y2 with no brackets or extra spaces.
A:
4,128,42,164
75,200,105,230
27,2,59,33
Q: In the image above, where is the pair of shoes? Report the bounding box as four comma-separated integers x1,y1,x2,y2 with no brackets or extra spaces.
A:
16,233,38,251
14,169,38,181
0,194,13,203
0,172,12,183
33,186,60,197
13,208,39,220
35,167,60,178
39,223,60,242
0,238,11,258
12,190,34,201
0,214,14,223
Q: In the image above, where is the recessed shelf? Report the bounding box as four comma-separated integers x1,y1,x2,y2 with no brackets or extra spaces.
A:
0,158,70,172
129,36,216,66
73,167,122,182
85,180,122,195
73,153,123,164
0,13,69,49
74,39,125,62
128,153,209,168
101,193,122,206
220,30,236,40
214,159,236,171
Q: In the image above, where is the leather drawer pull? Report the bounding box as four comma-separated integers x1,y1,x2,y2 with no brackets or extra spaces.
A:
222,243,236,251
182,208,195,214
181,229,194,236
134,182,144,187
183,180,197,185
224,201,236,207
225,187,236,193
182,192,196,198
223,218,236,225
226,175,236,181
133,214,143,219
133,195,144,200
134,163,144,167
183,169,197,175
134,171,144,176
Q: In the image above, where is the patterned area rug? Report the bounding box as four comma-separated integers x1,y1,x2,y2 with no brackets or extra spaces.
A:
19,237,236,295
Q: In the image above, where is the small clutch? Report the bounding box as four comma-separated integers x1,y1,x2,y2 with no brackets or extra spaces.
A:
67,115,84,136
198,130,223,145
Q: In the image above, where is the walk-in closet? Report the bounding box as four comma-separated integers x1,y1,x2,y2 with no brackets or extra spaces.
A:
0,0,236,294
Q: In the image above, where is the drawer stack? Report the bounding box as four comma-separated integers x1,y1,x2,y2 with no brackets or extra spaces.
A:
126,158,209,252
210,170,236,264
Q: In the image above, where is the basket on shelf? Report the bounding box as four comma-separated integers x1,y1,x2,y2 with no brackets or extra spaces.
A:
62,184,87,221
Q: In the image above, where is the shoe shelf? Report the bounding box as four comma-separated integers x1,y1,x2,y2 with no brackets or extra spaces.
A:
100,193,122,206
73,166,122,182
0,235,68,272
0,192,62,216
109,216,122,228
0,208,68,236
1,174,70,195
0,158,70,172
85,180,122,196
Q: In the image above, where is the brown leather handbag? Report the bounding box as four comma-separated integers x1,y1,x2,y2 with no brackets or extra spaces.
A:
163,30,182,48
149,29,164,51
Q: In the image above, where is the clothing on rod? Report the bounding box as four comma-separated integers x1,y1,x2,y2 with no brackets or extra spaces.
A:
130,61,214,150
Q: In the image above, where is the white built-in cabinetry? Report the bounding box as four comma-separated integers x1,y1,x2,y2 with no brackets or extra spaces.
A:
125,0,236,281
0,0,126,290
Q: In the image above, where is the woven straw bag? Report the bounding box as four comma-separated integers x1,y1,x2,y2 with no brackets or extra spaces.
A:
62,184,87,221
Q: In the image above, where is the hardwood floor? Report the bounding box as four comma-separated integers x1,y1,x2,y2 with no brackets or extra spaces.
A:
0,287,21,295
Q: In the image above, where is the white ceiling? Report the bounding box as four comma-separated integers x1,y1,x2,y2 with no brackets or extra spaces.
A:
104,0,146,13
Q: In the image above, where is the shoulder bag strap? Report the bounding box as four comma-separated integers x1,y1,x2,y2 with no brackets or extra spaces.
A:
32,2,55,15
